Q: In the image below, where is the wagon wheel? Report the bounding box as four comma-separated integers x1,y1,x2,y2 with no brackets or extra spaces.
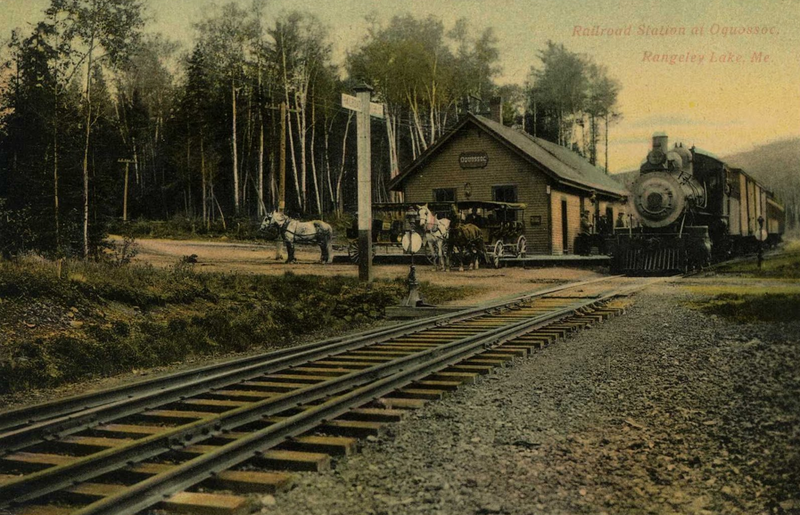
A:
349,241,377,264
516,235,527,258
347,240,360,264
492,240,504,269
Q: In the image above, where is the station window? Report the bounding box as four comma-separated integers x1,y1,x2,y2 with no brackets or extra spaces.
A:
492,185,518,203
433,188,456,202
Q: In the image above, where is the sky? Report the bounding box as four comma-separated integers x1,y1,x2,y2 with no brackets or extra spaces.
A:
1,0,799,172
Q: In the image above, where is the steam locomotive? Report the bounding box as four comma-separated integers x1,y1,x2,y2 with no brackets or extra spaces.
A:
610,132,785,274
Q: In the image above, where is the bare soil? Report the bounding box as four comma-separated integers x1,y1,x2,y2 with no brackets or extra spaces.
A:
129,237,604,307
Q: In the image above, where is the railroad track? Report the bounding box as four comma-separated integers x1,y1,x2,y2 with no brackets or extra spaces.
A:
0,276,660,515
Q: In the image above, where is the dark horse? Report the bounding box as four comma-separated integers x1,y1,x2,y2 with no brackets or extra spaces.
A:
260,211,334,264
448,217,486,272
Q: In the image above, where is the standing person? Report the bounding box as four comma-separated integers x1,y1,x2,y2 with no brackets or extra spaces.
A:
616,212,626,229
597,214,609,235
577,210,593,255
580,210,593,235
596,214,609,254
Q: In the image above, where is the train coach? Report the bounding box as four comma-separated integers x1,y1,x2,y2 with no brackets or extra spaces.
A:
611,132,785,274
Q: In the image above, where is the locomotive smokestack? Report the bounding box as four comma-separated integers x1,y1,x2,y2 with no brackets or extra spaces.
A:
652,132,668,154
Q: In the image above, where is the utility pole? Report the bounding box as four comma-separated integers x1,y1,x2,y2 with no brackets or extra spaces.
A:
355,84,373,282
261,101,295,260
342,84,383,282
268,101,290,260
118,158,135,221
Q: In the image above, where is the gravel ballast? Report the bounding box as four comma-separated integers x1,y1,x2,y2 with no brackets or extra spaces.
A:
265,279,800,515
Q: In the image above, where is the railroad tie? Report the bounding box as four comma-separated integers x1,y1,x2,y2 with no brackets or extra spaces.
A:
159,491,252,515
250,450,331,472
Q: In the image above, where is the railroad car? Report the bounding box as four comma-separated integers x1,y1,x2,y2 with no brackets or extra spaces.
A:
610,132,785,274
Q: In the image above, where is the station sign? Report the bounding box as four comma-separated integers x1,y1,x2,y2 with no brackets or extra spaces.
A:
459,151,489,169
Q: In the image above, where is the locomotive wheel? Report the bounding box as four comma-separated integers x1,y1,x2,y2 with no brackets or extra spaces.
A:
516,235,527,258
492,240,504,269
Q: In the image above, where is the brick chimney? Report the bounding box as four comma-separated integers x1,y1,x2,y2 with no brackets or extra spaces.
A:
489,96,503,124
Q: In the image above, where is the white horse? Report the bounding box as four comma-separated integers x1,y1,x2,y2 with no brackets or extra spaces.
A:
417,204,450,271
260,211,334,264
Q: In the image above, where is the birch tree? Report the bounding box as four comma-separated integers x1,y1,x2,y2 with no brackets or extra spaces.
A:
347,15,499,196
269,12,332,214
195,3,258,216
57,0,144,258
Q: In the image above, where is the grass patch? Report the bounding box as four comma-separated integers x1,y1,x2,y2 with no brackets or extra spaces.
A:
690,293,800,324
714,240,800,278
685,240,800,323
0,257,476,394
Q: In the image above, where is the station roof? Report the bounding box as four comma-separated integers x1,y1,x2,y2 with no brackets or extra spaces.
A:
389,113,628,199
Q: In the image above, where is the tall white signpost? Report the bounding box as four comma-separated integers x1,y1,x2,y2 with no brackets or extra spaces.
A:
343,84,384,282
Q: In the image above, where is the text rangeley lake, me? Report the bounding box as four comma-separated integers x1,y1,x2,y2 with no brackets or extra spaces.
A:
572,23,779,65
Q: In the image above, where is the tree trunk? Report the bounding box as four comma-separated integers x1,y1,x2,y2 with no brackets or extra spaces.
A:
186,123,192,217
385,109,399,202
82,40,94,260
201,135,208,229
310,94,321,216
280,43,301,211
232,80,240,215
325,125,333,207
295,90,307,212
53,96,60,250
335,111,354,214
258,110,265,217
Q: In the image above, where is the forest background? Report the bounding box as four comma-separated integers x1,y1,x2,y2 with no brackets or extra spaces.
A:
0,0,797,259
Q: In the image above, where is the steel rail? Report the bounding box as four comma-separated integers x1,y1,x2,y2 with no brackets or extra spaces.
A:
0,278,613,431
74,283,650,515
0,280,628,509
0,323,403,432
0,276,619,453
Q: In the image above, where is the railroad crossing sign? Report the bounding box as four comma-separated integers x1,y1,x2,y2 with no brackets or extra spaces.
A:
341,93,384,119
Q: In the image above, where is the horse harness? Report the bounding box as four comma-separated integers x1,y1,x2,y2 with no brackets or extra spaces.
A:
275,217,320,244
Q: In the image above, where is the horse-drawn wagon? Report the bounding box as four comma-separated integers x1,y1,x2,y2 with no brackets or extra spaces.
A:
345,200,526,269
452,200,527,268
344,202,454,264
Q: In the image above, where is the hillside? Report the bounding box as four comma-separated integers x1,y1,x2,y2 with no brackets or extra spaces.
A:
724,138,800,194
610,139,799,230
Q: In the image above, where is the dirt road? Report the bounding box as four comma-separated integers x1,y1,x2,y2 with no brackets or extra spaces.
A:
130,238,605,306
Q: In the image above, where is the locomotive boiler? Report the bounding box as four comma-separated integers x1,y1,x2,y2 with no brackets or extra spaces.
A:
611,132,784,274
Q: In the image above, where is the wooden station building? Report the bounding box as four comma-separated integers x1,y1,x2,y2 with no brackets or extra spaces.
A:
388,113,629,255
